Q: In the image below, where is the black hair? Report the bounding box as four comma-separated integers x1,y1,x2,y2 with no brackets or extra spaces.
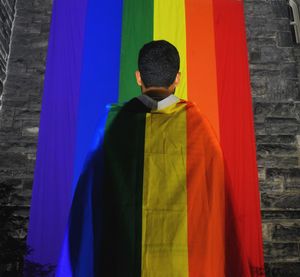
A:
138,40,180,89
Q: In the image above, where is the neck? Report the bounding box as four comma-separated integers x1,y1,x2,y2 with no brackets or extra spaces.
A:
142,88,174,101
142,86,174,94
142,86,170,93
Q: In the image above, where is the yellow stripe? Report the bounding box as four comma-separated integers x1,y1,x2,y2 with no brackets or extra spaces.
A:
142,103,188,276
153,0,188,99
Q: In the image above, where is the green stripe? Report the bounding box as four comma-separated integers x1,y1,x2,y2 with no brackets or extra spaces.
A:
118,0,154,103
94,100,147,276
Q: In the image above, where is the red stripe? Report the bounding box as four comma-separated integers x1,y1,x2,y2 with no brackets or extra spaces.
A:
212,0,265,276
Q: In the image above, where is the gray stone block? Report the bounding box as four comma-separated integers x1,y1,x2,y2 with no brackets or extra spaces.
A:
263,242,299,262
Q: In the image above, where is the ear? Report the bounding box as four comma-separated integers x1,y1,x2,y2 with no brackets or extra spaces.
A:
135,70,142,86
174,72,181,86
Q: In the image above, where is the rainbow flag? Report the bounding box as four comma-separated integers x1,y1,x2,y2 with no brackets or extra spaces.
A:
26,0,265,276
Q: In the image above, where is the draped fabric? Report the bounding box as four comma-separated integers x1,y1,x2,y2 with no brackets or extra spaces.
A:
56,95,226,276
25,0,265,276
24,0,89,270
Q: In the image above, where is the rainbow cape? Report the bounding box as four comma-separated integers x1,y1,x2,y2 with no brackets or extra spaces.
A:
26,0,265,276
56,93,226,276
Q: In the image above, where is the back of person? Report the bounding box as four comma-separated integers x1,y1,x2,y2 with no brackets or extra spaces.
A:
56,40,225,277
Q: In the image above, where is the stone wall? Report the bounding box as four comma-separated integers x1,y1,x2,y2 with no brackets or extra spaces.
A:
244,0,300,276
0,0,52,271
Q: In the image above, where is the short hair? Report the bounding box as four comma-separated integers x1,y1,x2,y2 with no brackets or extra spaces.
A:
138,40,180,89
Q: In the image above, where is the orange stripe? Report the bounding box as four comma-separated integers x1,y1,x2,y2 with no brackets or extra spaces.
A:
186,102,225,276
185,0,220,140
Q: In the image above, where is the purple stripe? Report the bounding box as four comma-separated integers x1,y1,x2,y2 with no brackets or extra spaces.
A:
25,0,88,269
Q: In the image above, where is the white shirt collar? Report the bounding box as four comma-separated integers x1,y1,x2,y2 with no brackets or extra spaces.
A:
137,93,180,111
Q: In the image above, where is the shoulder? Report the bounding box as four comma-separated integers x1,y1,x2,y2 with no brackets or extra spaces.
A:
179,99,212,126
183,99,221,150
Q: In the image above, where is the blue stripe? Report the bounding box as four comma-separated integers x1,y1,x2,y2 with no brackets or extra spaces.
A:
73,0,123,193
56,0,123,274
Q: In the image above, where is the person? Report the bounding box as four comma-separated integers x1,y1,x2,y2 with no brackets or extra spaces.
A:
56,40,225,277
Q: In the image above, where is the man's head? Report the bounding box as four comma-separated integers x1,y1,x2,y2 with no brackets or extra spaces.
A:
135,40,181,93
